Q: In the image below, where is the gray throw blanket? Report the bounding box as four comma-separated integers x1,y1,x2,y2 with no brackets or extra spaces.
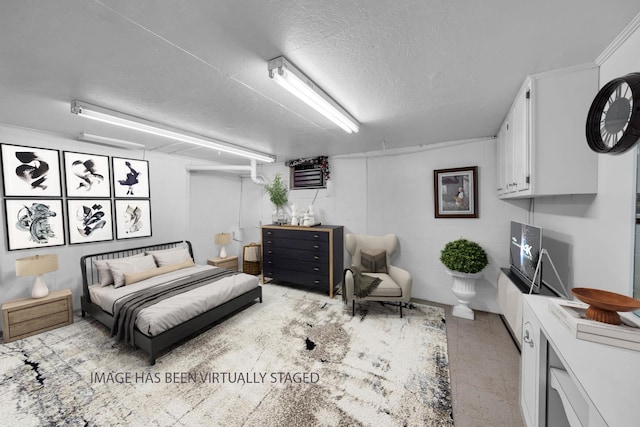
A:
111,268,239,347
342,266,381,304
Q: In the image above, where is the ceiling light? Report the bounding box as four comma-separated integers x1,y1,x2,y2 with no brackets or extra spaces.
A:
78,133,146,150
71,101,276,163
267,56,359,133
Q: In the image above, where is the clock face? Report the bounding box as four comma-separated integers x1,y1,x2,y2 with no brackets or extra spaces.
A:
586,73,640,155
600,82,633,148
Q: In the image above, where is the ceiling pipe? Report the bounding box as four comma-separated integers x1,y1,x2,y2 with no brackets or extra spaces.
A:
185,159,267,185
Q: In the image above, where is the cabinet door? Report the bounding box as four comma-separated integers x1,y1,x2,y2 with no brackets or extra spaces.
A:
496,121,508,196
521,300,546,427
512,84,531,193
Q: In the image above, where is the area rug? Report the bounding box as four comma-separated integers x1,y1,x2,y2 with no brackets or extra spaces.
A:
0,284,453,426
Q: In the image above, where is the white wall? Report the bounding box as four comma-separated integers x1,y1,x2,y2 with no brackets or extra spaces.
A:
0,124,196,328
532,19,640,296
241,138,528,312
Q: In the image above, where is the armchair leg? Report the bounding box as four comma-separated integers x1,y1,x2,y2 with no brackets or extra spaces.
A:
400,303,403,318
352,300,355,316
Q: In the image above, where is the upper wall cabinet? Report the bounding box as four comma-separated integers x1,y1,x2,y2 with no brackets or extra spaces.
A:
497,65,599,199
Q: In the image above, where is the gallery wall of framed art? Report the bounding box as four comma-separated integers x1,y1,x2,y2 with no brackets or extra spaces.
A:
1,143,152,250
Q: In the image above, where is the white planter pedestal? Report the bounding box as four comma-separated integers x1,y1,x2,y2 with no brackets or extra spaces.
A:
446,270,482,320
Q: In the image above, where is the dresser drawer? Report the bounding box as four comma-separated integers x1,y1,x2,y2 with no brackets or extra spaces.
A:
10,310,71,338
263,268,329,288
263,236,329,252
263,228,329,242
263,247,330,263
263,257,329,276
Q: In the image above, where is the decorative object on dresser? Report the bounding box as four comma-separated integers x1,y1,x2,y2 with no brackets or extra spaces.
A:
207,255,238,271
570,287,640,325
214,232,232,258
264,172,289,225
15,253,59,298
2,288,72,342
262,225,344,298
440,238,488,320
343,233,412,317
585,72,640,155
242,243,261,275
433,166,478,218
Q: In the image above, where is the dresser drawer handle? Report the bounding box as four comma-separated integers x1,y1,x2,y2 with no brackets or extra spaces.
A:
267,240,272,244
314,256,319,260
314,267,319,271
314,280,320,284
268,250,273,254
267,231,272,235
313,245,319,249
268,261,272,264
313,234,320,239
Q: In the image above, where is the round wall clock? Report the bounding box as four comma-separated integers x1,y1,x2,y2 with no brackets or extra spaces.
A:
586,72,640,154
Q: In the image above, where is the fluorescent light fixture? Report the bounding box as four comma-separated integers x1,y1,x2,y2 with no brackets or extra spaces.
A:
267,56,359,134
78,133,146,150
71,100,276,163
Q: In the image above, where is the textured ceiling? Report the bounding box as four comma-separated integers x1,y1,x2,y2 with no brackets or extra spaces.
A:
0,0,639,164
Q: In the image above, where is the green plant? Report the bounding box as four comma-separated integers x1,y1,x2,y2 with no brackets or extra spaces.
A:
265,172,288,207
440,238,488,274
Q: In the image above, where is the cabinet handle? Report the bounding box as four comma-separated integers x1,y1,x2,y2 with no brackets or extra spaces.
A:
523,323,535,348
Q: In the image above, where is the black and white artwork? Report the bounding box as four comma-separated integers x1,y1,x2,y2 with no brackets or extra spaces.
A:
67,199,113,244
64,151,111,198
112,157,150,198
114,199,152,239
4,199,65,250
1,144,62,197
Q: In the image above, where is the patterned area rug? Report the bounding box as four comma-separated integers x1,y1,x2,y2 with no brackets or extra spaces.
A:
0,284,453,426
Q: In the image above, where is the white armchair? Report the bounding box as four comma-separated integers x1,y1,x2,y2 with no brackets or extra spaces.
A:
343,234,412,317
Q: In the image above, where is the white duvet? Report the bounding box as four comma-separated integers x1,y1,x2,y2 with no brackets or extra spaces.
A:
89,264,260,336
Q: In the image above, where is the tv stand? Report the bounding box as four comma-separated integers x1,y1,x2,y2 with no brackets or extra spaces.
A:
497,268,560,350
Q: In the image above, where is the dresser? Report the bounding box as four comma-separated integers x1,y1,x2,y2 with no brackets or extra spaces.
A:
261,225,344,298
2,289,73,343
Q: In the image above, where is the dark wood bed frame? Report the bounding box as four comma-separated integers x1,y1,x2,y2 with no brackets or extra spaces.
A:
80,240,262,365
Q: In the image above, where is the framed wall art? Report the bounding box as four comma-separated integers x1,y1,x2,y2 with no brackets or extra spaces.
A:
112,157,150,198
434,166,478,218
66,199,114,244
114,199,152,239
4,199,66,250
1,143,62,197
64,151,111,198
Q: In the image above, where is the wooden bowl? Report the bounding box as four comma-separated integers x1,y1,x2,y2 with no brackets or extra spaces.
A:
571,288,640,325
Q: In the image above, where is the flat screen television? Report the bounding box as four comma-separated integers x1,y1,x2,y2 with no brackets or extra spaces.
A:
509,221,542,291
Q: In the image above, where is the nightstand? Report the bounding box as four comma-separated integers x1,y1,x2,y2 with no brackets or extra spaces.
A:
2,289,73,343
207,256,239,271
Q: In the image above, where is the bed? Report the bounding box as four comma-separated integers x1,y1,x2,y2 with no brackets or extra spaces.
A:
80,241,262,365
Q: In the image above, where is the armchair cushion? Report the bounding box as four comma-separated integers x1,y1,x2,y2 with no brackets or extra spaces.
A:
360,249,387,273
361,273,402,297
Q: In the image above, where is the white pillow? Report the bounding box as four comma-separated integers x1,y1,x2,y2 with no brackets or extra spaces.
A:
93,252,144,287
107,255,157,288
151,247,192,267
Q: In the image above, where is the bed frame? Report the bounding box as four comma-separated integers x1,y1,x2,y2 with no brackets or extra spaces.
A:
80,240,262,365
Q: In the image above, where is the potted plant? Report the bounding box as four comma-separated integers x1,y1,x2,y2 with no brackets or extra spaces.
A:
265,172,289,224
440,238,489,320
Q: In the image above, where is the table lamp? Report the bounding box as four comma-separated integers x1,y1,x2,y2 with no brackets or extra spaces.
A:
214,232,232,258
15,254,59,298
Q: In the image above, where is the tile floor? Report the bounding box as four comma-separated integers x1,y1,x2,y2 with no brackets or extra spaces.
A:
443,307,525,426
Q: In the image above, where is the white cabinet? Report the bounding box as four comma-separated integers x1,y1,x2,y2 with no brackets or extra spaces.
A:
522,295,628,427
521,299,546,427
497,65,599,198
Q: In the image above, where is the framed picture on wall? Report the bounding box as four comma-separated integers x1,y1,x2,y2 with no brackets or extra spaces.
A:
434,166,478,218
1,143,62,197
4,199,66,250
63,151,111,198
66,199,114,244
114,199,152,239
112,157,150,198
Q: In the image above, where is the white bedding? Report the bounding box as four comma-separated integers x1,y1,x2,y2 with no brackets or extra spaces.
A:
88,264,260,336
